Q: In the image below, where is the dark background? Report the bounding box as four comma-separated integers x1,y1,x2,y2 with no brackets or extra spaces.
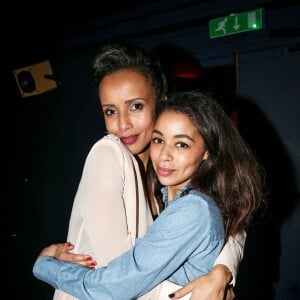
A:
5,0,300,299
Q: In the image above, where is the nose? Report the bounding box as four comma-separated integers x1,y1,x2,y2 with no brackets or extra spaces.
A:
159,144,173,161
119,113,133,132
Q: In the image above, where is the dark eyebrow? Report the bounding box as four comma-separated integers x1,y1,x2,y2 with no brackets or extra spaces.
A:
174,134,195,142
152,129,195,142
125,98,147,104
152,129,163,135
102,98,146,107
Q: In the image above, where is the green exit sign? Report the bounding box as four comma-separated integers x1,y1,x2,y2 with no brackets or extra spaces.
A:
209,8,264,38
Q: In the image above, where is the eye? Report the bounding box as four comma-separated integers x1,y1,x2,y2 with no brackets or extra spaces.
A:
152,137,164,144
103,108,116,116
176,142,189,148
131,102,144,111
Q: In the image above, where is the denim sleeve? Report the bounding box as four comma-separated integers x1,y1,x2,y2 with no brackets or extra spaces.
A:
33,256,113,299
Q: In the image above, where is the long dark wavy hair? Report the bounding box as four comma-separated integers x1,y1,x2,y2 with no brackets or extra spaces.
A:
148,90,267,239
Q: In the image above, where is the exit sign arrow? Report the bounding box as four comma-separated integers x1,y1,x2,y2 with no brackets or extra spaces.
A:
209,8,264,39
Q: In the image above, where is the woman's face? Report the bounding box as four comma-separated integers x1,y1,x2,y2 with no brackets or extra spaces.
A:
150,110,208,200
99,69,157,162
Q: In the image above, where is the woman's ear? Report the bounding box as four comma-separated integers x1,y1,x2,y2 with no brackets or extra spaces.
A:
203,150,209,160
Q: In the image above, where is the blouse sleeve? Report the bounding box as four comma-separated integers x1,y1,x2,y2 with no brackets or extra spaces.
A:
213,230,247,285
69,138,134,265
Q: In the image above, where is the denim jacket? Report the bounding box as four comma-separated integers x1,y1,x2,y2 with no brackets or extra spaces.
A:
33,184,224,300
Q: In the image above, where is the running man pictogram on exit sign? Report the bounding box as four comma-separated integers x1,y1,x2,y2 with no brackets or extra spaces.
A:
209,8,264,39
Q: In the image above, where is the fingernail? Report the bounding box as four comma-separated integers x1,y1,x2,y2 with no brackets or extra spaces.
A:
86,256,93,261
168,293,175,298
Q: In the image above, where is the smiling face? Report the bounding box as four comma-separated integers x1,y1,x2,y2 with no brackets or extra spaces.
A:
150,110,208,200
99,69,157,166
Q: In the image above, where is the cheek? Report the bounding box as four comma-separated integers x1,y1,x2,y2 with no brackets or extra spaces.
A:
139,113,155,129
150,144,160,163
149,145,156,160
180,154,202,172
104,117,117,133
137,118,155,139
141,105,156,127
188,156,204,173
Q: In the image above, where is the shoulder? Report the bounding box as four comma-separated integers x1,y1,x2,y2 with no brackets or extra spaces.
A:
175,191,223,235
76,135,135,183
89,134,132,159
80,134,136,173
153,191,222,237
178,190,215,206
174,190,221,219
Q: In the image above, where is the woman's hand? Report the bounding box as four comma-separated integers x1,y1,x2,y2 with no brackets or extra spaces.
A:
37,242,97,269
169,264,235,300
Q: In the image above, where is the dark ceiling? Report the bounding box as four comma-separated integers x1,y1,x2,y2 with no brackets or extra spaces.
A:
5,0,212,63
7,0,298,40
4,0,166,64
5,0,299,68
7,0,167,36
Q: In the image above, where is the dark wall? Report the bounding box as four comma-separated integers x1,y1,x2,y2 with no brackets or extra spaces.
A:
9,1,300,299
12,48,107,299
237,51,300,300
